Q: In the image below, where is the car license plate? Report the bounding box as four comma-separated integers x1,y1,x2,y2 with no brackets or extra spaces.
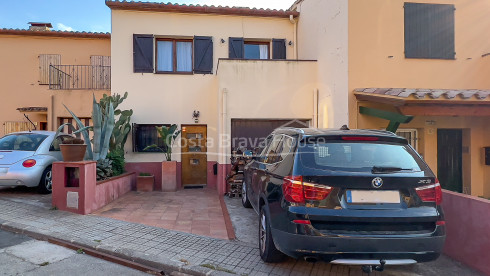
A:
346,190,400,204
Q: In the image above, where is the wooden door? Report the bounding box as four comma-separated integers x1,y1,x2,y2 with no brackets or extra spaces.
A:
437,129,463,193
181,125,207,186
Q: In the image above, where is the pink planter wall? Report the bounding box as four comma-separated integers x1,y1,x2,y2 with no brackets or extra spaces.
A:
442,190,490,276
52,161,134,215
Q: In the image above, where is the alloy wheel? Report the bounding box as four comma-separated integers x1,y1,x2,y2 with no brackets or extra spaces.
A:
260,213,266,254
45,170,52,191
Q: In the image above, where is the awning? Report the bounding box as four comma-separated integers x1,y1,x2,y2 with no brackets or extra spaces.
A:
355,88,490,116
16,107,48,113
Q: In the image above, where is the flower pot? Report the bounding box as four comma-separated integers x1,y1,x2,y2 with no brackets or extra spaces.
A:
162,161,178,192
137,175,154,192
60,144,87,162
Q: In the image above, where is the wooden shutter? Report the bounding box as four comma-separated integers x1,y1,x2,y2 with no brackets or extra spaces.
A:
272,39,286,60
228,37,244,58
404,3,455,59
193,36,213,74
133,34,154,73
90,56,111,89
4,121,34,134
39,54,61,85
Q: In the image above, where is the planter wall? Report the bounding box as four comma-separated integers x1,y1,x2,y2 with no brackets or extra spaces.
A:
442,190,490,276
52,161,134,215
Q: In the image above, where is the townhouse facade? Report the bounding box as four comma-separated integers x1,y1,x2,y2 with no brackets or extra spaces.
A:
107,0,490,198
0,23,111,136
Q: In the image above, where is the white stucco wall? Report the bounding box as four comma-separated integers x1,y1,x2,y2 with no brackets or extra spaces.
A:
294,0,349,128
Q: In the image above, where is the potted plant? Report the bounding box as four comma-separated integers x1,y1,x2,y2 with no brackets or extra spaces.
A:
136,172,154,192
59,137,87,162
144,124,181,191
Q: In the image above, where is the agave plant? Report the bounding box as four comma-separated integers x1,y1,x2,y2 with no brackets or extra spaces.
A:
99,92,133,155
143,124,181,161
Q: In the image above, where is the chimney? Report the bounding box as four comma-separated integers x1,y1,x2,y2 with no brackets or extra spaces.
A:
28,22,53,31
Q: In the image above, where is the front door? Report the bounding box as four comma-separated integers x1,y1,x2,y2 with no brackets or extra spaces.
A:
437,129,463,193
181,125,207,187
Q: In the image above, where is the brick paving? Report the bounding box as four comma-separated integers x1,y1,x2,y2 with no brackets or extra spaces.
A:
93,189,229,240
0,189,482,276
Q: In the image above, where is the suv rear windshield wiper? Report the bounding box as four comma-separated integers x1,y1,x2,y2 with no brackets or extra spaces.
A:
371,166,414,173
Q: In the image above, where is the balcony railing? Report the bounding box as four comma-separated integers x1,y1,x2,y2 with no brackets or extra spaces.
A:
49,65,111,90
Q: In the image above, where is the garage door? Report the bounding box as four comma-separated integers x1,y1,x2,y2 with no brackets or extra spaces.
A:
231,119,310,151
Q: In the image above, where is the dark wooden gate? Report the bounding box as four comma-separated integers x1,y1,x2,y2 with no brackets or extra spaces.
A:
437,129,463,193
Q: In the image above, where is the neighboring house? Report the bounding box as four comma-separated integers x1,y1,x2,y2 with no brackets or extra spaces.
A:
0,23,111,136
107,0,490,198
292,0,490,197
107,1,321,194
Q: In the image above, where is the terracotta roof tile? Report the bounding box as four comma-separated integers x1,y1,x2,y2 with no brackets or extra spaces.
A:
105,0,299,18
0,28,110,39
355,88,490,101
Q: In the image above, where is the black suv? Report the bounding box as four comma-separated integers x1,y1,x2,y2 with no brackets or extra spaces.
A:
242,128,445,266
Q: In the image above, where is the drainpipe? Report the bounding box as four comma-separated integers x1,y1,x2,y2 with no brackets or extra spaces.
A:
50,95,55,131
290,15,298,59
221,88,228,165
313,89,319,128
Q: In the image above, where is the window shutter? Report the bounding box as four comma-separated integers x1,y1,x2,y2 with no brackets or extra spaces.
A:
404,3,455,59
272,39,286,60
39,54,61,85
229,37,244,58
194,36,213,74
133,34,154,73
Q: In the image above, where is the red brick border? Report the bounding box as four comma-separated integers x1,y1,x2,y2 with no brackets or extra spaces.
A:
219,195,236,240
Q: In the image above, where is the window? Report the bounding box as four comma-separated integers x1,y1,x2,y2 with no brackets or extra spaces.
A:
229,38,286,59
39,54,61,85
0,133,48,151
132,124,169,152
133,35,213,74
59,118,91,134
404,2,455,59
396,129,418,151
156,39,193,73
50,135,72,151
262,135,283,164
244,41,269,59
90,55,111,89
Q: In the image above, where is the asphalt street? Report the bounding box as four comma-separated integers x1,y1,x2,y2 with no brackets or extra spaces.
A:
0,229,149,276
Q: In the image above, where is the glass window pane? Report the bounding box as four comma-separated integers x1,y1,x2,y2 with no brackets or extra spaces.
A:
157,41,173,72
176,42,192,72
244,44,260,59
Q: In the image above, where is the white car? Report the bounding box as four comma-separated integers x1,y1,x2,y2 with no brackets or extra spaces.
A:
0,131,72,193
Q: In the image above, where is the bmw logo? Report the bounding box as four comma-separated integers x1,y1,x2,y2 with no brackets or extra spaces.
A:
372,177,383,188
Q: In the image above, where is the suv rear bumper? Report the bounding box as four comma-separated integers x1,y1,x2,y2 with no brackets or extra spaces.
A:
271,228,445,262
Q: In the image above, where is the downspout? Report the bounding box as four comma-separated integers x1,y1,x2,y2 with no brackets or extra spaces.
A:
290,15,298,59
313,89,319,127
50,95,55,131
220,88,228,195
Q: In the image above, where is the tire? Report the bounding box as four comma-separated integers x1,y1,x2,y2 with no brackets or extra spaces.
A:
259,207,285,263
241,182,252,208
37,166,53,194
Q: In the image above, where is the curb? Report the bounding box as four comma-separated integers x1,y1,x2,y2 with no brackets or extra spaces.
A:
0,220,234,276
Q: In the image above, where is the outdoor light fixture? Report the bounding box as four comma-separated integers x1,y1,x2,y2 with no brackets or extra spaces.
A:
220,38,225,43
288,40,293,46
193,110,200,123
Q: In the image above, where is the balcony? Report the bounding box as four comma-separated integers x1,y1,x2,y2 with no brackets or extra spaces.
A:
49,65,111,90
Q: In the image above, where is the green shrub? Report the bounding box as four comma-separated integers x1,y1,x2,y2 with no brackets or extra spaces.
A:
107,149,125,176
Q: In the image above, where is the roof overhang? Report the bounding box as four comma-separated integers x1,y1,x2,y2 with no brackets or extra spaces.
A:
0,29,110,39
105,0,299,18
355,88,490,116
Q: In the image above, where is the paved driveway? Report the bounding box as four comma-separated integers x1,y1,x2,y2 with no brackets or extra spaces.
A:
223,197,482,276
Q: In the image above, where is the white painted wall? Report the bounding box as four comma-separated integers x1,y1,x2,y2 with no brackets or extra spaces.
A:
294,0,349,128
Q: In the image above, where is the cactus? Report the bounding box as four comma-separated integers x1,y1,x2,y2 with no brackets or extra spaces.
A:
62,94,115,162
100,92,132,155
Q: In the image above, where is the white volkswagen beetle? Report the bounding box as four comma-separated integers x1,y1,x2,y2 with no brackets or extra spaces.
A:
0,131,72,193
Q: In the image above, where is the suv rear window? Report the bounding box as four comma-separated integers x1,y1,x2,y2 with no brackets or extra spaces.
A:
299,142,424,172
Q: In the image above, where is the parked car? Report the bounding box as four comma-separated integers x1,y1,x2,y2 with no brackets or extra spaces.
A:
242,127,445,268
0,131,72,193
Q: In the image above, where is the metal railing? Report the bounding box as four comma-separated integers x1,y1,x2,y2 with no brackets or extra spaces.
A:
49,65,111,90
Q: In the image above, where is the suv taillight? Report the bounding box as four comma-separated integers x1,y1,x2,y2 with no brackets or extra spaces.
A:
415,179,442,205
282,175,332,204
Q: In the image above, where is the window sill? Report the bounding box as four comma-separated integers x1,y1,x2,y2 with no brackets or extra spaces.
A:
155,71,193,75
